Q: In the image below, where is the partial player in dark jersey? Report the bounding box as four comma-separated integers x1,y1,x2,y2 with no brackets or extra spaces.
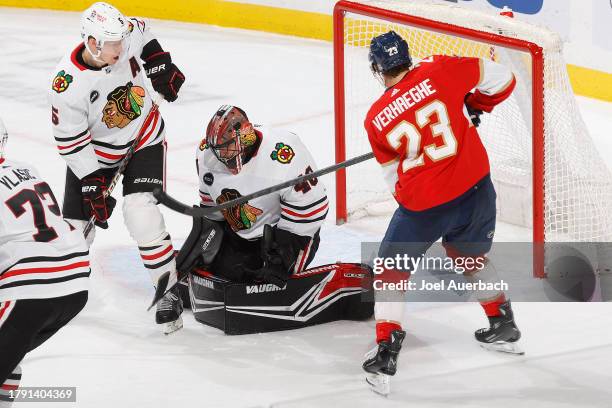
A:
362,31,523,395
0,118,89,407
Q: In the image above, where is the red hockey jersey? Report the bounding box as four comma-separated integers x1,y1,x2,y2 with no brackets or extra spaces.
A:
364,55,515,211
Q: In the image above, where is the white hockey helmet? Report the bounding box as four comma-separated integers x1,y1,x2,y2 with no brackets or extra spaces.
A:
0,116,8,162
80,2,131,61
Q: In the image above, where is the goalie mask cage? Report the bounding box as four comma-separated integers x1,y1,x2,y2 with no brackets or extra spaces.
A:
333,0,612,277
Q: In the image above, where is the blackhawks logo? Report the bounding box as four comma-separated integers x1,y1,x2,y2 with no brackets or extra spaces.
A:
270,142,294,164
217,188,263,231
199,138,208,151
102,82,145,129
52,70,73,93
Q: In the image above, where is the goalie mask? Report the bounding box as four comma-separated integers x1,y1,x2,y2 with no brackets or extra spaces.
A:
0,117,7,163
206,105,257,175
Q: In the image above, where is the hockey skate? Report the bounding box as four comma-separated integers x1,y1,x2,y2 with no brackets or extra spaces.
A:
363,329,405,396
156,285,184,335
475,300,523,355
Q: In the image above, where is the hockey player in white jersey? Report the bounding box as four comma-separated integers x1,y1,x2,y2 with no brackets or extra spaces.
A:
194,105,328,285
48,2,185,333
0,118,90,407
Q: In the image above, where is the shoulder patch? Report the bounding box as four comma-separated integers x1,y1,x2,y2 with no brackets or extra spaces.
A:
199,139,208,151
52,70,73,93
270,142,294,164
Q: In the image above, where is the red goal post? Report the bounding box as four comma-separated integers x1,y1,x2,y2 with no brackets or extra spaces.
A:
333,0,546,276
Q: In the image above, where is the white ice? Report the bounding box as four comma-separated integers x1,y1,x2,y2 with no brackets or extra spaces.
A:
1,7,612,408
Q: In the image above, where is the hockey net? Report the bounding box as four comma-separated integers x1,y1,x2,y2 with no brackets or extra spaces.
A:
334,0,612,273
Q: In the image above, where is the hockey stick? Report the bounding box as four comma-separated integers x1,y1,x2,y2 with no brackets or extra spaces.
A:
83,95,163,239
152,151,376,217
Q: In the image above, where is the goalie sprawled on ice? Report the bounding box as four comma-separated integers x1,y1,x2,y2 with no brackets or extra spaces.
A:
175,105,373,334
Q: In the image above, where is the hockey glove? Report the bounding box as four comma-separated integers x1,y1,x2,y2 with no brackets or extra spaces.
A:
245,225,313,287
81,170,116,229
465,93,483,128
143,50,185,102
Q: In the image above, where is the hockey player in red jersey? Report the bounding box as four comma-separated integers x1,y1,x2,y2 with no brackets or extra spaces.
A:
48,2,185,334
0,118,90,406
362,31,522,394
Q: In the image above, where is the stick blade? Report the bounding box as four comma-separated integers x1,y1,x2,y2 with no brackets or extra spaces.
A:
147,271,170,311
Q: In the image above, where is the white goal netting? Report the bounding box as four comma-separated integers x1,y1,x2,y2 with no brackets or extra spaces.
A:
339,0,612,243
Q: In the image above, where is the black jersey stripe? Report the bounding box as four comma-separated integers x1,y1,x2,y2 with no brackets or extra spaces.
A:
280,211,328,224
1,251,89,276
280,196,328,211
54,130,89,142
0,272,91,289
59,142,90,156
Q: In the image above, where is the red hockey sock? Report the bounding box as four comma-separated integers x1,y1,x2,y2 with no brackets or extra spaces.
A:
376,321,402,344
479,293,506,317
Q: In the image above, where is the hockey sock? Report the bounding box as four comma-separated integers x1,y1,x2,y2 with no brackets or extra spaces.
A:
479,293,506,317
376,321,403,344
138,233,176,285
0,364,21,407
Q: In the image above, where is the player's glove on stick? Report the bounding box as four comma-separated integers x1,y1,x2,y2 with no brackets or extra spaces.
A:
464,92,484,127
142,40,185,102
81,170,116,229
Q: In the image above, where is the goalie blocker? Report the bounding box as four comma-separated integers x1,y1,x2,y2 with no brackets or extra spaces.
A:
175,216,373,334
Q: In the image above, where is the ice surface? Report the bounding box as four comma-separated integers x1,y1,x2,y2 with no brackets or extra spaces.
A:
1,6,612,407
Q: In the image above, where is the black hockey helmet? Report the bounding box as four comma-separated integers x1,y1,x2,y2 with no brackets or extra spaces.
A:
369,31,412,81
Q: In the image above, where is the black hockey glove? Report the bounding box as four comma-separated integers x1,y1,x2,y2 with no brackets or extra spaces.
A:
465,92,484,127
81,170,116,229
142,40,185,102
245,225,312,287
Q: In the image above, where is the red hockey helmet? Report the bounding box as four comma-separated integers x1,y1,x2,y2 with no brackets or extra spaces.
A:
206,105,255,174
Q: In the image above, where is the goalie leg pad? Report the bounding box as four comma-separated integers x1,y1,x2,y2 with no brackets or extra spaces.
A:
188,263,374,335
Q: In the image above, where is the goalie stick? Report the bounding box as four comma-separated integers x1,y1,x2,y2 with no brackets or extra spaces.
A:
147,151,376,310
152,151,375,217
83,94,163,238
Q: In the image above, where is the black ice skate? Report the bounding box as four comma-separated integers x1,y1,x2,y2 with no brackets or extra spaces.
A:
363,329,406,396
475,300,523,355
156,285,183,335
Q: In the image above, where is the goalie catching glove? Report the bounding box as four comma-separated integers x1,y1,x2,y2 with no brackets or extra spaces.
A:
81,169,116,229
245,225,312,287
142,39,185,102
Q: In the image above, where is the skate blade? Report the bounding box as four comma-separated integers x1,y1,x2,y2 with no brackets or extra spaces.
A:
163,316,183,335
479,340,524,355
365,372,390,397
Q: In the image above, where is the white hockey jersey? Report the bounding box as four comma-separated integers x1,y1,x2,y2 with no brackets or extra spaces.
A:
0,159,90,302
196,126,329,241
48,17,164,179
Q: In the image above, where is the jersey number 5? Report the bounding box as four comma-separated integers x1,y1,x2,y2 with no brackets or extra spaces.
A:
386,100,457,173
5,182,61,242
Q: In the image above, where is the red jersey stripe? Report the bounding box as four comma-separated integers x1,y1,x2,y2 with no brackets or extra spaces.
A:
57,135,91,150
1,261,90,280
282,202,328,218
0,301,11,321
